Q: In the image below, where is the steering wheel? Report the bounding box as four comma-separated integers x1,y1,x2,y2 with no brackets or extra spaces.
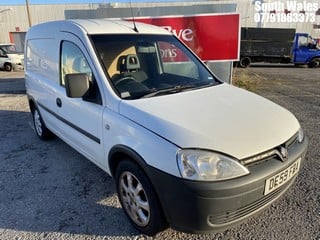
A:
115,76,136,86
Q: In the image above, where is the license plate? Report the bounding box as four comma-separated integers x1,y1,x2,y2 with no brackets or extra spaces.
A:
264,158,301,195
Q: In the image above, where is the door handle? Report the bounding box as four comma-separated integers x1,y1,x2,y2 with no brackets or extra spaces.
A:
56,98,62,107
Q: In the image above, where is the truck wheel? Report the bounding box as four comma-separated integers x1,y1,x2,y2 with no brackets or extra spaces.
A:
239,57,251,68
115,160,167,235
4,63,12,72
308,58,320,68
32,107,54,140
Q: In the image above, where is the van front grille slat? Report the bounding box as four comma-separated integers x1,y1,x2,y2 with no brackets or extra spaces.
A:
240,134,298,166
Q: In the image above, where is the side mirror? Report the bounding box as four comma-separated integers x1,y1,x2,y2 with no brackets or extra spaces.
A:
65,73,90,98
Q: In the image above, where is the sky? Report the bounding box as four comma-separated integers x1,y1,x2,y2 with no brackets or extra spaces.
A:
0,0,187,5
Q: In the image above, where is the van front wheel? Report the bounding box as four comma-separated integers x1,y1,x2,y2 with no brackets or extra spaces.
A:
4,63,12,72
115,160,167,235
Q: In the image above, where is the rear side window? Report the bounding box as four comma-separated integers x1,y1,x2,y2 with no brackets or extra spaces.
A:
60,41,92,86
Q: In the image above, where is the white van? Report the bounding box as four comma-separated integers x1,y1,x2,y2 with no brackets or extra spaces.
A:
0,43,24,71
25,19,308,235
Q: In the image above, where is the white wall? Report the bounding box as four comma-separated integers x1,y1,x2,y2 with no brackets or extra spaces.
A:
0,4,96,43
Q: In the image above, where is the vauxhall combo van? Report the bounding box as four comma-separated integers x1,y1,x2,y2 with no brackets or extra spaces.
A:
25,19,308,235
0,43,24,71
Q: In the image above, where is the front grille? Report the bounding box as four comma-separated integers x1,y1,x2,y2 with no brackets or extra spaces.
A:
240,133,299,166
207,177,295,226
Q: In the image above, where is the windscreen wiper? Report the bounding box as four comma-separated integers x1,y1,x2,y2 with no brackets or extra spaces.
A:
140,81,219,99
141,84,197,98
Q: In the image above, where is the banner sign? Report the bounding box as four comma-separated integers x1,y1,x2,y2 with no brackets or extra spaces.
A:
133,13,240,61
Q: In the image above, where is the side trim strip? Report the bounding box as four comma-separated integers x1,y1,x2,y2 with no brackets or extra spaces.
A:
38,102,101,144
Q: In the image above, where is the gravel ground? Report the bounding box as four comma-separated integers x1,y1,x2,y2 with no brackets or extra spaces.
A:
0,66,319,240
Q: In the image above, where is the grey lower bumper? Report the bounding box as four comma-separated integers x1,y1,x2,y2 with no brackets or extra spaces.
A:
146,137,308,233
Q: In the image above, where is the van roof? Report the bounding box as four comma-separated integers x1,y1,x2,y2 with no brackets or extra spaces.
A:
27,19,171,38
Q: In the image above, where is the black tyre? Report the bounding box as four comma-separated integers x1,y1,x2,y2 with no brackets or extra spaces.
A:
308,58,320,68
32,107,54,140
4,63,12,72
239,57,251,68
115,160,167,235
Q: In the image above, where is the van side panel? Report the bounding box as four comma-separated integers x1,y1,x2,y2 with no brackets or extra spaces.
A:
26,38,59,83
25,38,60,132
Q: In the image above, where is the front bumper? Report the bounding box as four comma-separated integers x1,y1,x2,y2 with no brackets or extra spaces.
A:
13,63,24,70
147,137,308,233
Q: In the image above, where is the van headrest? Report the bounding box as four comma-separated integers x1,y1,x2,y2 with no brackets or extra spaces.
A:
119,54,140,72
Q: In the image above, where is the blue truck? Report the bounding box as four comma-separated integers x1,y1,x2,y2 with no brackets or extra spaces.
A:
238,28,320,68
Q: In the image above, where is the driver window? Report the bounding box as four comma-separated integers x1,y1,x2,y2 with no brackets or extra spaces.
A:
298,36,308,48
60,41,92,86
0,49,6,57
60,41,102,105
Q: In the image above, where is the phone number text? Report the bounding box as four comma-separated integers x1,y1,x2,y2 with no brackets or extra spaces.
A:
254,12,316,23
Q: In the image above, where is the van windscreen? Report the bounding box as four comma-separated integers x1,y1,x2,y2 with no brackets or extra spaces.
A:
0,45,18,54
91,34,221,99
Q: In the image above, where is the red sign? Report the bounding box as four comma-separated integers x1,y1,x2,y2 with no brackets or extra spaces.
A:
158,41,190,62
132,13,240,61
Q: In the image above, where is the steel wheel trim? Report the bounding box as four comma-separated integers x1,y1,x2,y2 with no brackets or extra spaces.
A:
34,110,43,136
119,171,150,227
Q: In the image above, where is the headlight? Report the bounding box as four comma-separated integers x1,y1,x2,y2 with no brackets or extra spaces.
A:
177,149,249,181
298,127,304,143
